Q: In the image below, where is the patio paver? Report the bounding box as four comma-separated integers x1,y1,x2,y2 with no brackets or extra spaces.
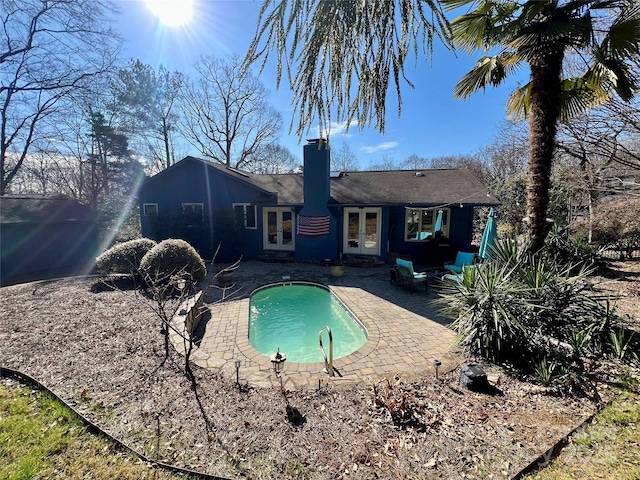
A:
176,260,461,390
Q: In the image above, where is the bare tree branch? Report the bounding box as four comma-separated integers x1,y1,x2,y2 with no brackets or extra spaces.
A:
1,0,121,194
179,54,282,170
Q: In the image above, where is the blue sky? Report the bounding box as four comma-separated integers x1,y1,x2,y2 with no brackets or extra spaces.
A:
115,0,527,169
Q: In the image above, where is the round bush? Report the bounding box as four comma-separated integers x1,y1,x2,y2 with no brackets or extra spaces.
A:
139,239,207,284
96,238,157,275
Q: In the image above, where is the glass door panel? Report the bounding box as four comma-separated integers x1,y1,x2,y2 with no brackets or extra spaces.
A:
267,211,278,246
282,211,293,246
363,211,379,252
347,212,360,249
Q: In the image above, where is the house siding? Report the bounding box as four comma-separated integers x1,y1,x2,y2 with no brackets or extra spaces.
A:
386,205,475,264
139,155,498,265
139,158,270,261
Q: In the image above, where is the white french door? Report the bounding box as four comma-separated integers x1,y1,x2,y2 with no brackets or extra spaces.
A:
343,207,381,255
263,208,294,251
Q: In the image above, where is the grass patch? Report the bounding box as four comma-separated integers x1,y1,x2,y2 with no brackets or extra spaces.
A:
0,383,187,479
525,371,640,480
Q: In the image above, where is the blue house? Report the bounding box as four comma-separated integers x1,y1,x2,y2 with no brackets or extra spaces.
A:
138,139,498,264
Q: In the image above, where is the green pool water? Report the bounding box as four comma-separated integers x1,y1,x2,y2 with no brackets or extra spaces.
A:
249,283,368,363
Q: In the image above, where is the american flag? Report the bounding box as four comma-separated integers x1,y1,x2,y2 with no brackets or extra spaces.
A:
297,215,330,236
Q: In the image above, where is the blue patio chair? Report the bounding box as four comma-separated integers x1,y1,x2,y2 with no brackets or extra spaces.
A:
395,258,428,292
444,251,476,274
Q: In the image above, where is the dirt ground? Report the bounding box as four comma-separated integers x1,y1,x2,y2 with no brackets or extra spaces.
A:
590,261,640,329
0,260,638,479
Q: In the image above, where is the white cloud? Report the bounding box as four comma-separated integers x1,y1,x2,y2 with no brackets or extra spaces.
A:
315,120,359,138
361,141,398,154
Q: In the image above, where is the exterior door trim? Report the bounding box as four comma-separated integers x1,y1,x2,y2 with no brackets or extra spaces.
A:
343,207,381,256
263,207,295,251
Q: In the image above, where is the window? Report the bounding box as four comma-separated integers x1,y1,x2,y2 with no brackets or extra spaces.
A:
182,203,203,225
404,208,449,241
233,203,257,229
143,203,158,216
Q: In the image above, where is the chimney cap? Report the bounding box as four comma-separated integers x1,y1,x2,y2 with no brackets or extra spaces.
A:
306,138,326,145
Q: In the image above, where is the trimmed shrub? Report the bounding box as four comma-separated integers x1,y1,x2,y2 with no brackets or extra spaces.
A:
96,238,157,275
139,238,207,285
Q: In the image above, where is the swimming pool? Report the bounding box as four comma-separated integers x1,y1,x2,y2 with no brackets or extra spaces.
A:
249,282,368,363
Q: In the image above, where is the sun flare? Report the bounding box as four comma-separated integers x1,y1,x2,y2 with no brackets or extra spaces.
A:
144,0,193,27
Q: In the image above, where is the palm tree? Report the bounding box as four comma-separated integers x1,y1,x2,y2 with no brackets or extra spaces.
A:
245,0,450,137
444,0,640,251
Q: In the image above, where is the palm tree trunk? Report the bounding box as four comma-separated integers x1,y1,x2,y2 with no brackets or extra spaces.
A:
526,54,563,252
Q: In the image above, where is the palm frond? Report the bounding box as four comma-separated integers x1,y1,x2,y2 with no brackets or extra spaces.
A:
440,0,481,12
506,83,531,120
585,47,638,101
590,0,638,12
245,0,450,137
450,10,499,53
518,0,552,21
507,77,610,122
602,3,640,60
454,52,522,98
557,78,607,122
449,1,521,53
509,15,592,60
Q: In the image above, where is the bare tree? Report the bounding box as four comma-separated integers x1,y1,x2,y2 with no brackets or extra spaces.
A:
330,141,360,171
556,102,640,242
399,154,429,170
251,143,299,173
0,0,121,195
479,120,530,187
476,120,529,236
583,98,640,170
8,150,58,194
428,154,487,182
179,54,282,169
368,154,398,171
114,60,186,172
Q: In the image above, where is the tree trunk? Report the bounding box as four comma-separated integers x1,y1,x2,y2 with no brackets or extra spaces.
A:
526,54,563,252
162,117,171,170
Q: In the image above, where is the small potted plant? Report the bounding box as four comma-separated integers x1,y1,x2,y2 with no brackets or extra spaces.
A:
216,267,235,287
215,257,242,287
329,255,344,278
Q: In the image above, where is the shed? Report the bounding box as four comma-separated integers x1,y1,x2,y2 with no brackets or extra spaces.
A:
1,195,99,285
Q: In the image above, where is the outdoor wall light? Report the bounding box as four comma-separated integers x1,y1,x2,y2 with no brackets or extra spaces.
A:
270,348,286,377
177,278,186,291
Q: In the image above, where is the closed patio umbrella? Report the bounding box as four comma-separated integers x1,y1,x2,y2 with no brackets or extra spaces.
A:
434,209,444,234
478,208,497,260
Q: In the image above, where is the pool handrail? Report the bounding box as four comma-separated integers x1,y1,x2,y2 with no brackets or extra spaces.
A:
318,326,334,377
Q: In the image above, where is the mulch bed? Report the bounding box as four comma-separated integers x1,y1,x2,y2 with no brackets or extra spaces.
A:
1,269,636,479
